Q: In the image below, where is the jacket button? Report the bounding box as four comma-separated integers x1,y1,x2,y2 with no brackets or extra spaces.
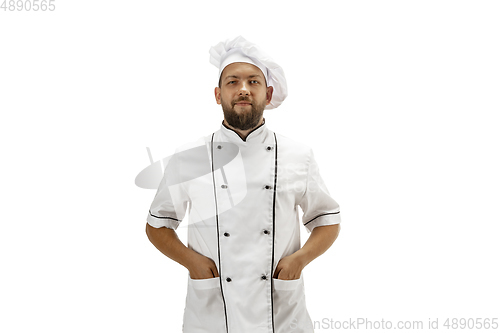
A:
266,146,273,151
226,277,232,282
224,232,230,237
221,184,228,189
263,230,269,235
261,275,267,280
264,185,271,190
217,145,222,149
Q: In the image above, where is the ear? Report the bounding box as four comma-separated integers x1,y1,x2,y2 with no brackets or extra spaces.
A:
265,86,274,105
214,87,221,105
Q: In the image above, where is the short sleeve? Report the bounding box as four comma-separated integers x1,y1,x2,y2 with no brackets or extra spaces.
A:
146,153,189,230
299,149,341,233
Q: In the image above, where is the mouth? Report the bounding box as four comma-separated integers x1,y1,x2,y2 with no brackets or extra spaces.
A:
234,100,252,107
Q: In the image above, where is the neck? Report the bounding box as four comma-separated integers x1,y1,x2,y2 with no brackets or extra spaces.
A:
223,117,264,141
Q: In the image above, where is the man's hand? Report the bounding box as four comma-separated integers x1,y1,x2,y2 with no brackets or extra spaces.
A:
187,254,219,279
273,252,305,280
273,224,341,280
146,223,220,279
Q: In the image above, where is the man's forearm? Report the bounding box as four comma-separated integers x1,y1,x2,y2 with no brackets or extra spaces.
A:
145,223,198,270
145,224,221,279
273,224,341,279
295,224,341,267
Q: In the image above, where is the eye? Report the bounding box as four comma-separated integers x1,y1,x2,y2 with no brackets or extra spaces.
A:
227,80,236,85
250,80,259,84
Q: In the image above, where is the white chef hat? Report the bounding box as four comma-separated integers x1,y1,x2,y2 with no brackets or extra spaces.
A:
209,36,287,109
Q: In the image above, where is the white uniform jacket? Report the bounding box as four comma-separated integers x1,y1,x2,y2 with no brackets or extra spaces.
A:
147,120,341,333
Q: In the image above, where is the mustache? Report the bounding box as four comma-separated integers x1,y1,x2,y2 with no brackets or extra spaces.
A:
233,97,252,104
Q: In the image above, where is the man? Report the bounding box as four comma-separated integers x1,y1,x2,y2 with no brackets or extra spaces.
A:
146,36,341,333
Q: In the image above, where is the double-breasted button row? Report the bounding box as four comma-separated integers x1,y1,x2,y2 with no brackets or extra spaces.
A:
217,145,272,150
223,230,269,236
225,276,269,283
223,184,271,189
221,183,271,191
218,145,272,151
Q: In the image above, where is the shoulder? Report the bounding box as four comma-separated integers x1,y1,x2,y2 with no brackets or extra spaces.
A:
173,133,212,153
273,132,313,157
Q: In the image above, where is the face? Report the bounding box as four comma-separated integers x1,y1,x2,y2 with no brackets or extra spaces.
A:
215,62,273,130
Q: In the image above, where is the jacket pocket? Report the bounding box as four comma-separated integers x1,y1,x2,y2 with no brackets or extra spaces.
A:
183,275,226,332
273,276,303,291
273,274,314,333
188,275,221,290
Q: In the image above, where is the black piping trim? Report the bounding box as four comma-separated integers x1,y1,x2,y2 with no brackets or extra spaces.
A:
303,211,340,226
211,133,229,333
270,132,278,333
148,210,180,221
221,118,266,142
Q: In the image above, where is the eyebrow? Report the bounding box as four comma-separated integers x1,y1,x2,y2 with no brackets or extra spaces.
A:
223,74,263,80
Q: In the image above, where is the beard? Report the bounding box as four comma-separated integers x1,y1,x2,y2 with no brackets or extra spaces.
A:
221,96,266,130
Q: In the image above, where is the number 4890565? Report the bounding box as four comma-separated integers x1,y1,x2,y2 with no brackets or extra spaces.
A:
1,0,56,11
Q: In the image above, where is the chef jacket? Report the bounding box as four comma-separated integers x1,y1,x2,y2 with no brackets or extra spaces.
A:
147,119,341,333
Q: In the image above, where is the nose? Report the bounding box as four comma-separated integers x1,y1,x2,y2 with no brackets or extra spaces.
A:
238,82,250,96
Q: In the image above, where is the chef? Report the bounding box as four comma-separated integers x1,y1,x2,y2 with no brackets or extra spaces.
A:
146,36,341,333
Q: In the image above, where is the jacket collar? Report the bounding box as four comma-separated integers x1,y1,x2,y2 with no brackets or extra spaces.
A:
220,118,270,144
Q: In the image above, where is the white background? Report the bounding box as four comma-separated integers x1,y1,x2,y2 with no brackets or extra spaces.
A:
1,0,499,332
